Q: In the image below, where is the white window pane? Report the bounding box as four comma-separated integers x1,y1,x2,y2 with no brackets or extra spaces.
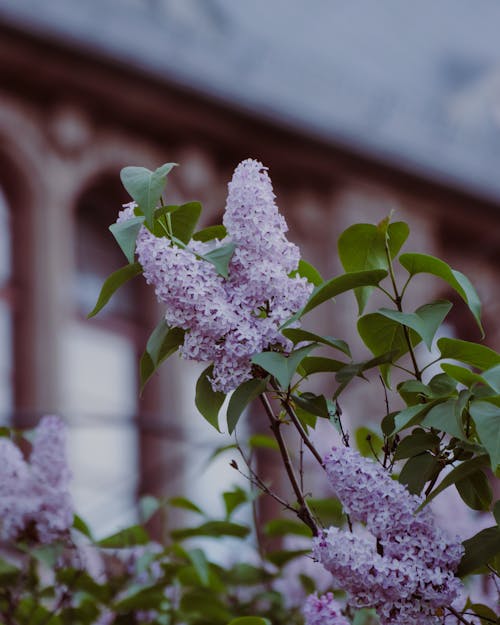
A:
0,302,12,422
61,321,138,534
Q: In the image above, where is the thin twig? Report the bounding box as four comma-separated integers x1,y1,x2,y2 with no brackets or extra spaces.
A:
384,244,421,381
446,604,474,625
259,394,319,536
335,401,350,447
299,437,304,493
271,381,324,468
461,612,497,624
486,563,500,579
380,375,390,415
232,448,292,512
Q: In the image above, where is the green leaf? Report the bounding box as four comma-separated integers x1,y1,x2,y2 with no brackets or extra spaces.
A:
248,434,279,451
378,300,452,350
282,328,351,356
391,403,433,434
171,520,250,540
120,163,177,226
168,201,203,244
357,312,421,385
428,372,458,396
195,366,226,431
226,562,271,585
168,497,204,515
308,497,345,527
335,351,398,390
399,252,483,334
0,558,20,582
192,224,227,242
227,618,271,625
470,603,499,625
482,363,500,393
251,344,317,389
420,399,465,439
398,380,432,405
399,453,439,495
456,470,492,511
337,221,407,313
441,363,487,388
200,242,236,278
87,262,142,318
264,518,312,538
140,321,185,391
188,548,210,586
293,404,318,431
72,514,93,539
495,500,500,526
98,525,149,548
438,338,500,371
301,269,388,316
109,216,144,263
138,495,161,523
227,378,268,435
291,259,323,286
422,455,490,507
299,356,347,375
352,609,379,625
115,586,166,611
266,549,311,567
223,487,248,519
292,392,330,419
394,429,440,460
457,526,500,576
355,426,384,458
386,221,410,257
28,544,64,569
180,588,231,621
469,401,500,470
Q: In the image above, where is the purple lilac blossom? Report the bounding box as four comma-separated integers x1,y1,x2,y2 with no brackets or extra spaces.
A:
303,592,349,625
313,447,463,625
118,159,313,392
0,416,73,543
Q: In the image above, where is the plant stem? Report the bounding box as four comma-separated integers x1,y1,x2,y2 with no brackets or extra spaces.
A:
274,390,324,468
234,444,292,511
259,394,319,536
446,605,474,625
385,243,422,381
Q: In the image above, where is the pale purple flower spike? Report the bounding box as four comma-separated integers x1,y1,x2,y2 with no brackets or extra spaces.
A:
119,158,313,392
303,592,350,625
0,416,73,543
314,447,464,625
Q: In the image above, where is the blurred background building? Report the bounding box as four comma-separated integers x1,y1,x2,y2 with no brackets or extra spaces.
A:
0,0,500,535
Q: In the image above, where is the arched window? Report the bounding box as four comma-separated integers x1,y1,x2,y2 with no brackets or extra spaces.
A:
0,186,13,422
63,173,147,534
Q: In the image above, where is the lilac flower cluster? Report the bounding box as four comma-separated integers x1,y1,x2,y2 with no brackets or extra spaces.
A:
119,159,313,392
302,592,350,625
313,447,463,624
0,416,73,544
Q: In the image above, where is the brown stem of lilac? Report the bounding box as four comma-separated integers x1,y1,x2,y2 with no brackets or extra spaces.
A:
384,244,422,381
424,468,441,497
446,605,474,625
259,394,319,536
270,381,324,468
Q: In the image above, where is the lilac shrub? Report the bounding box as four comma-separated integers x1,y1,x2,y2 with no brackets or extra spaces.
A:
1,156,492,624
302,592,350,625
0,415,72,543
314,447,464,624
118,159,312,392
